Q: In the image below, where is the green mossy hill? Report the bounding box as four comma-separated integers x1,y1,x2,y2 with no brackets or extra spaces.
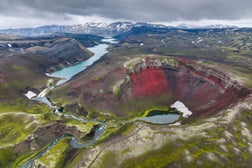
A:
0,100,50,114
123,56,179,71
0,113,42,167
120,110,252,168
0,113,40,147
0,147,14,168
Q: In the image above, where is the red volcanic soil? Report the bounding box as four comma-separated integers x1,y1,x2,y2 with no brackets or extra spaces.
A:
130,68,169,97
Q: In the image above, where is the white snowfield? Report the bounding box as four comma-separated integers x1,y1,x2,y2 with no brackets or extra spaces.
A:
171,101,193,118
25,91,37,99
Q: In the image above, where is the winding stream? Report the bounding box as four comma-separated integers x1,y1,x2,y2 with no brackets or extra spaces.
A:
70,122,106,149
21,134,71,168
21,38,116,168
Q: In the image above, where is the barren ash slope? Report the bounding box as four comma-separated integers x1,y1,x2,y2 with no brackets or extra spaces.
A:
48,28,252,167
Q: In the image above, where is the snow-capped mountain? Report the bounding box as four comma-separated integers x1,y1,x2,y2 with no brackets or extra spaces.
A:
176,23,238,29
0,22,166,37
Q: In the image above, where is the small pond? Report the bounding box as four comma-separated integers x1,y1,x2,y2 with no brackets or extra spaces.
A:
136,110,180,124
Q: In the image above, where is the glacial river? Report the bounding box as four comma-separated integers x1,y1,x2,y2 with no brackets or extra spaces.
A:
21,37,182,167
21,38,116,168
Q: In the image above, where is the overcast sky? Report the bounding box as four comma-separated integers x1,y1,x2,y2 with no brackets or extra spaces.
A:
1,0,252,29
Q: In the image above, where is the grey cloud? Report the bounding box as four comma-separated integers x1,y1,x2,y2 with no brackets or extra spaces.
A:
0,0,252,22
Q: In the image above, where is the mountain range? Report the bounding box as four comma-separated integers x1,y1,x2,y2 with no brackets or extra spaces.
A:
0,22,166,36
0,22,238,37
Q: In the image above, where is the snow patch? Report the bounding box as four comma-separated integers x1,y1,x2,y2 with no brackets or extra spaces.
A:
25,91,37,99
197,39,204,43
170,101,192,118
45,73,51,77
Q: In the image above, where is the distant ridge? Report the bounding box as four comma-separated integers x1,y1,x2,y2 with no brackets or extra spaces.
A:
0,22,245,37
0,22,166,37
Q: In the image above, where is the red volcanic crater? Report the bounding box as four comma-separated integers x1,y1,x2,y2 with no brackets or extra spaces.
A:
126,56,251,117
65,56,251,118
